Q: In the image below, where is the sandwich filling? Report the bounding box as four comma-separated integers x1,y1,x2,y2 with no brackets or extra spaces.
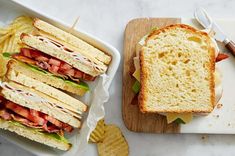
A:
0,95,73,137
13,48,95,81
35,35,107,73
1,81,82,121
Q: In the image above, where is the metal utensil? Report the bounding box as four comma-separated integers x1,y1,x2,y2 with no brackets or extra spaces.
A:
194,7,235,56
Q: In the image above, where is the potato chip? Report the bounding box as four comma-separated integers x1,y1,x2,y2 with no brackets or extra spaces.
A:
89,119,105,143
0,16,34,76
0,58,8,77
0,16,34,53
97,125,129,156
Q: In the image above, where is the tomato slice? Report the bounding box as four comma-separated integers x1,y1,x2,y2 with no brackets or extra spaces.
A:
74,70,83,78
216,53,229,62
48,58,61,66
35,56,49,62
48,65,59,73
60,62,72,70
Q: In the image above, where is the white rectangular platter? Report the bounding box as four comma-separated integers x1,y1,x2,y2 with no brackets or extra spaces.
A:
0,0,120,156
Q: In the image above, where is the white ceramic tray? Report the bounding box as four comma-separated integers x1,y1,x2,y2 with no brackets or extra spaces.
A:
0,0,120,155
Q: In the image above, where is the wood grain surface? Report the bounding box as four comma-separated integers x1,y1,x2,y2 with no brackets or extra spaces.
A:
122,18,182,133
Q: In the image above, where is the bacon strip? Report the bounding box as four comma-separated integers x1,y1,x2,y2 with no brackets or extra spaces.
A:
0,109,12,120
0,99,73,135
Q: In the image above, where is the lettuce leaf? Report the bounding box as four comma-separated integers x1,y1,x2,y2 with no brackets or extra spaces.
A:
132,80,140,94
174,118,186,124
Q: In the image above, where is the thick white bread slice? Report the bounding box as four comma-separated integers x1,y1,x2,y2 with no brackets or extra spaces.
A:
6,60,87,96
21,34,107,77
36,29,111,68
139,24,215,113
33,18,111,65
0,119,71,151
6,61,87,112
1,82,81,128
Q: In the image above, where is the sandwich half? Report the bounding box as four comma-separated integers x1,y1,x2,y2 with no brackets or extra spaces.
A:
132,24,228,124
8,18,111,96
0,80,82,150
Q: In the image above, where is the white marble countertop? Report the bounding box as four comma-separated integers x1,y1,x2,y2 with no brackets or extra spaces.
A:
1,0,235,155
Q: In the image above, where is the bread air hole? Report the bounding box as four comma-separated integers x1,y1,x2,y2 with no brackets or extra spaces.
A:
172,61,177,65
203,63,207,68
158,53,165,58
184,59,190,64
187,36,202,43
186,70,190,76
170,33,177,37
201,45,207,50
178,53,182,57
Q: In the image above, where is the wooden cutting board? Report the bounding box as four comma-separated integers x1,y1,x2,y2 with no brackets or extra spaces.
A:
122,18,182,133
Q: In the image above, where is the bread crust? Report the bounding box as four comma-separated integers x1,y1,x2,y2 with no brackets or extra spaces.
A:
139,24,215,113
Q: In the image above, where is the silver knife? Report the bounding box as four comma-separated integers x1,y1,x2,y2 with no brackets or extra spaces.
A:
194,7,235,56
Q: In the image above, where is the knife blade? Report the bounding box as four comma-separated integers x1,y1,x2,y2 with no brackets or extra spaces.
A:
194,7,235,56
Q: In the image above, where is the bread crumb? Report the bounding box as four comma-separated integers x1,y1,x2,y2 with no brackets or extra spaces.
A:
201,135,209,142
217,104,223,109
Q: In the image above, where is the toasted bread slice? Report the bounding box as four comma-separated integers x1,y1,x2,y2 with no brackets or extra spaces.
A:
20,33,107,77
1,81,81,128
6,59,88,96
33,18,111,65
139,24,215,113
6,60,87,113
0,119,71,151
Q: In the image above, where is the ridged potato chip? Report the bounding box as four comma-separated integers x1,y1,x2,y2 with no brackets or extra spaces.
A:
89,119,105,143
97,125,129,156
0,16,34,76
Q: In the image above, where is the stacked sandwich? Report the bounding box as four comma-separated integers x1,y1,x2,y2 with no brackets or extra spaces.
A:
132,24,228,124
9,18,112,95
0,18,111,150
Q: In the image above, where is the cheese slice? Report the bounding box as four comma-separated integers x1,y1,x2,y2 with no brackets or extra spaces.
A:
166,113,193,124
